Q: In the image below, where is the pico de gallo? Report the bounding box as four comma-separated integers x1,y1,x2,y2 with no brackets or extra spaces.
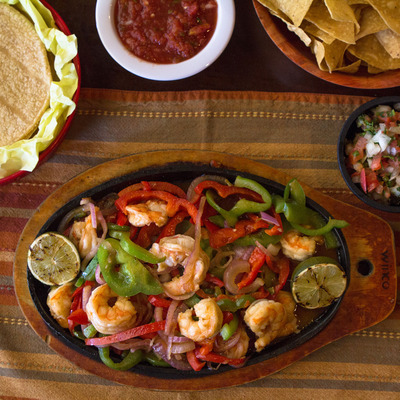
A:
115,0,218,64
345,103,400,206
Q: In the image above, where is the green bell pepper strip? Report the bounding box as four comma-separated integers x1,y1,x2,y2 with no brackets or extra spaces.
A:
72,327,86,340
97,239,163,297
217,295,255,312
83,324,97,338
206,179,271,228
75,253,99,287
205,190,238,227
286,179,306,206
145,351,171,367
233,229,282,247
234,175,272,207
184,294,202,308
220,313,239,341
107,223,130,232
309,212,340,249
108,230,165,264
272,194,286,213
282,202,317,225
290,218,349,236
98,347,143,371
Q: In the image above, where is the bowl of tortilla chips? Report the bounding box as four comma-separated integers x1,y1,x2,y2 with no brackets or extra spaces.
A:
253,0,400,89
0,0,80,185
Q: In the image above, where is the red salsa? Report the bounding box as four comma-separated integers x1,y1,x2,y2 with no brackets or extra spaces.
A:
115,0,218,64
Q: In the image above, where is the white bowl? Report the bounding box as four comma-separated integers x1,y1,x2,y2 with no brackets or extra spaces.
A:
95,0,235,81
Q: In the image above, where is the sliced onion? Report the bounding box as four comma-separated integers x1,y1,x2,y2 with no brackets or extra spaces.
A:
223,259,250,294
169,335,192,343
81,285,92,312
57,205,88,234
223,259,264,294
154,306,164,322
213,325,242,353
170,340,195,354
95,265,106,285
234,246,254,261
180,196,205,291
152,339,192,370
260,211,279,226
186,175,230,201
111,338,152,351
210,249,235,269
165,300,180,335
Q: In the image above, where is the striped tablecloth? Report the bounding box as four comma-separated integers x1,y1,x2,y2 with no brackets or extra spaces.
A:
1,89,399,399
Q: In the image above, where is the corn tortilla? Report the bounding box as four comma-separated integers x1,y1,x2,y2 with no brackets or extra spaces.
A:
0,3,52,147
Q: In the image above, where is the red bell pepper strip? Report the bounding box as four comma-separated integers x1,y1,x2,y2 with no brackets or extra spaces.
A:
68,308,89,326
129,225,139,241
194,349,246,366
208,215,270,248
222,311,234,325
270,257,290,296
135,223,162,249
192,180,264,204
157,210,188,242
116,211,128,227
237,246,265,289
187,350,206,371
148,295,172,308
197,338,215,356
205,273,224,288
115,190,198,221
118,181,187,198
85,320,166,346
141,181,152,191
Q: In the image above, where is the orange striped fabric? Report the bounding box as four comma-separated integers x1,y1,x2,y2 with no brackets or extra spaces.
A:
0,89,398,398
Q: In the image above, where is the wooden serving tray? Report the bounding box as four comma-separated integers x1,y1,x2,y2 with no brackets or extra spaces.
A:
14,150,397,391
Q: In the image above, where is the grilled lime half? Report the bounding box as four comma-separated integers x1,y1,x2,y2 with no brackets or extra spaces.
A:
291,256,347,309
28,232,80,285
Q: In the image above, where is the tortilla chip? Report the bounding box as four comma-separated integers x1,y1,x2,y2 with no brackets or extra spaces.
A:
347,0,369,4
310,38,326,68
356,6,387,40
258,0,314,26
376,29,400,58
324,0,360,32
310,38,348,72
0,3,51,147
368,64,385,74
348,33,400,70
334,59,361,73
303,21,336,44
367,0,400,35
305,0,356,44
269,9,313,46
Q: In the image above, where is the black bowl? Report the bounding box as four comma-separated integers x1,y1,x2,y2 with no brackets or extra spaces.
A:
27,162,350,379
338,96,400,213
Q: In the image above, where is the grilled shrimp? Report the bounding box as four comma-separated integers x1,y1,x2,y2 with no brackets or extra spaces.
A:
150,234,209,297
70,214,99,259
280,230,318,261
85,284,137,335
276,291,298,337
178,298,223,342
47,283,74,329
125,200,168,227
244,299,287,352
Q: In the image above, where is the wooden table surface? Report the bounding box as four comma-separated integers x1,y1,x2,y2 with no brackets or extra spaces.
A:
51,0,400,96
